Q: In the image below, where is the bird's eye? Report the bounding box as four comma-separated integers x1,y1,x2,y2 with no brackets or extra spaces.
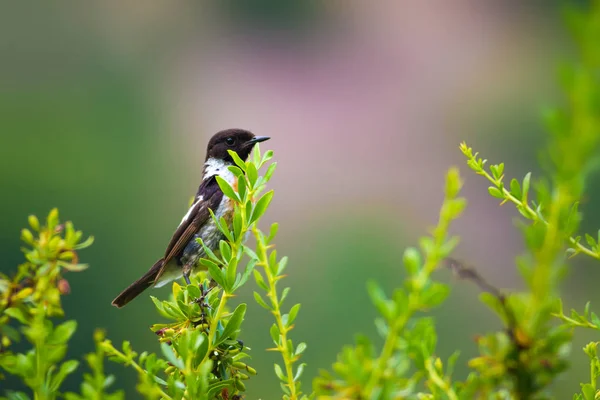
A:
225,137,236,146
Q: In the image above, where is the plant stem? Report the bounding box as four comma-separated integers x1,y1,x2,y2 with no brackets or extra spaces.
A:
32,308,50,400
252,225,298,399
363,312,411,396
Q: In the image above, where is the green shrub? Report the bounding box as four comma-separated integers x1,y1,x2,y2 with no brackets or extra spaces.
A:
1,1,600,399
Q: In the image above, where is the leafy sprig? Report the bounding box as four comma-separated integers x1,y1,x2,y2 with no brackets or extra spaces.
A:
314,167,466,398
0,209,94,400
460,143,599,260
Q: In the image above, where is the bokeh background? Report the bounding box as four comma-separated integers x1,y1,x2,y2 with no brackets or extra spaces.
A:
2,1,599,398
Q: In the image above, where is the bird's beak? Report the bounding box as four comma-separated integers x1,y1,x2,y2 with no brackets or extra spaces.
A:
247,136,270,145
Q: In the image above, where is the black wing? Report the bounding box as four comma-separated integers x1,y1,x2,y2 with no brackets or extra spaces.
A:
158,177,223,276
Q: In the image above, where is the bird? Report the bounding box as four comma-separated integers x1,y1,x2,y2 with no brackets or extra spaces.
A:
111,129,270,308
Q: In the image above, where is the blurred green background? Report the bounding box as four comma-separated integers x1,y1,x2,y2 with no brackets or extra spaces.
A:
2,1,600,398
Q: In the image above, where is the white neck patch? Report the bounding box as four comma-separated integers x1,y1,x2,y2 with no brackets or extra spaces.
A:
203,158,235,184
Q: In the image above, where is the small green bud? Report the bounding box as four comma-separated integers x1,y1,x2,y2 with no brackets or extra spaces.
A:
162,328,176,338
47,208,59,230
21,229,34,245
49,236,61,250
246,366,257,375
445,167,463,198
234,379,246,391
238,373,249,380
93,329,106,343
165,366,176,374
59,251,74,261
28,215,40,231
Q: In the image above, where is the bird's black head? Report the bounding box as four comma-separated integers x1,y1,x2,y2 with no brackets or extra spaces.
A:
205,129,270,163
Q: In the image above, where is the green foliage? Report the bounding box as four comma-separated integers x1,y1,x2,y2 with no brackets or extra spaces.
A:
0,209,112,400
315,1,600,399
313,167,465,399
2,2,600,399
64,330,125,400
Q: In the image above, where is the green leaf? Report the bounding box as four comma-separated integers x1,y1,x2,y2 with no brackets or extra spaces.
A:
207,379,235,398
264,162,277,182
287,304,301,327
161,343,184,370
233,209,243,240
403,247,421,276
581,383,595,400
235,259,256,290
219,240,232,262
295,342,307,356
227,150,246,171
250,190,274,224
261,150,274,167
50,360,79,391
277,256,289,275
270,323,280,345
73,235,95,250
522,172,531,203
237,177,248,203
197,237,221,262
254,292,271,310
274,363,285,381
591,312,600,328
49,321,78,345
5,307,29,324
215,176,240,202
217,303,247,345
246,162,258,188
242,245,258,260
151,296,174,319
204,260,226,288
267,222,279,243
420,283,450,309
227,165,244,177
294,363,306,382
585,234,596,248
60,262,89,272
226,257,239,293
280,287,291,305
187,285,201,300
367,281,394,321
218,217,233,242
253,270,268,291
479,292,509,325
6,391,31,400
510,178,522,199
488,186,504,199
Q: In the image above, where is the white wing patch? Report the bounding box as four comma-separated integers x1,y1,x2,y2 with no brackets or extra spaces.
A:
180,197,202,225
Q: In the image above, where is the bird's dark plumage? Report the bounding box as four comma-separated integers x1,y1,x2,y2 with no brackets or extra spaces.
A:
111,129,270,308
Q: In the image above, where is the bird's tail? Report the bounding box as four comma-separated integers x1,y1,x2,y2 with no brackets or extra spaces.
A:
111,258,163,308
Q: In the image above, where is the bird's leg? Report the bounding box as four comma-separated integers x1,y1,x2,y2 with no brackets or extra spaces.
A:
182,264,192,285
